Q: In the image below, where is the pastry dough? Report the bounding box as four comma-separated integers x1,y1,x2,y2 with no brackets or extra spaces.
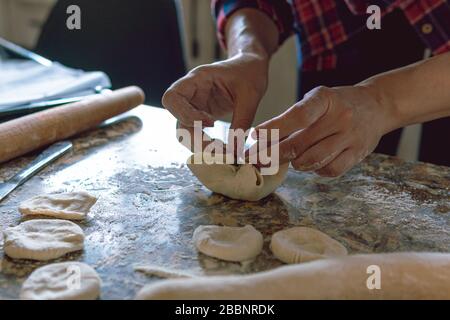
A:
134,265,195,279
19,191,97,220
193,225,263,262
135,252,450,300
187,153,289,201
3,219,84,261
20,262,101,300
270,227,348,263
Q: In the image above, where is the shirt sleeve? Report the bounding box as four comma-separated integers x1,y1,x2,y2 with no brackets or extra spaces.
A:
212,0,294,49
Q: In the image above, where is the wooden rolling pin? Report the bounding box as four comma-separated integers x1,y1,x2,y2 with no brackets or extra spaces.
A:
0,86,145,164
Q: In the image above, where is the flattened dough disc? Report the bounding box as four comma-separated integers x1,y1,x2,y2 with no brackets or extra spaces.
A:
20,262,101,300
193,225,263,262
270,227,347,264
19,191,97,220
3,219,84,261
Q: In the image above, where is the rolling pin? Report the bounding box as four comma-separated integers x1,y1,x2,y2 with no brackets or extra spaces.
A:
0,86,145,164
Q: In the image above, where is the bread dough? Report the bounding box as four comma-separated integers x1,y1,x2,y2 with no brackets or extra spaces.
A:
135,252,450,300
187,153,289,201
3,219,84,261
134,265,196,279
193,225,263,262
19,191,97,220
270,227,347,264
20,262,101,300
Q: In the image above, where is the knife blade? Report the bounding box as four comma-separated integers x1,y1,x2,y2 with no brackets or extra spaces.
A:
0,141,73,203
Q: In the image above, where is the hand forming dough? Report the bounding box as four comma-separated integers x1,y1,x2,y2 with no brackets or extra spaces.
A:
3,219,84,261
135,252,450,300
19,191,97,220
270,227,347,264
20,262,101,300
193,225,263,262
187,153,289,201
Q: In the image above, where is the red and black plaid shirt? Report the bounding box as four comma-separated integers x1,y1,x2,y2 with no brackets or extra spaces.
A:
213,0,450,71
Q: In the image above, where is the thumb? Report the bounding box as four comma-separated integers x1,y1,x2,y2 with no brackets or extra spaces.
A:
254,87,330,140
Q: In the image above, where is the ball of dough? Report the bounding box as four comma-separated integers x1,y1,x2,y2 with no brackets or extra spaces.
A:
20,262,101,300
19,191,97,220
187,153,289,201
270,227,347,264
193,225,263,262
3,219,84,261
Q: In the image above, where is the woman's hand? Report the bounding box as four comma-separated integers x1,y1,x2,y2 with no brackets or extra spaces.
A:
254,85,394,177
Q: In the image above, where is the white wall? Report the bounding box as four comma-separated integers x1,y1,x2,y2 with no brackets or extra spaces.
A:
257,37,297,124
0,0,56,48
0,0,10,38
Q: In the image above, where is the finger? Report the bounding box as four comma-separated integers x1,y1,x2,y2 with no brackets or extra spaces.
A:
314,148,356,177
170,73,197,100
245,139,273,168
163,90,214,127
190,79,214,113
266,110,342,166
163,74,215,126
253,86,331,140
176,70,228,120
290,133,349,171
245,130,291,162
176,122,226,153
208,83,235,116
248,116,338,167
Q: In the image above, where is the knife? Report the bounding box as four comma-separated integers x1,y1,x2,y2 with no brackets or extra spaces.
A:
0,141,73,203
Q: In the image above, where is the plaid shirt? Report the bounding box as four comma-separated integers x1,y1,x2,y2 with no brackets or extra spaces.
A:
213,0,450,71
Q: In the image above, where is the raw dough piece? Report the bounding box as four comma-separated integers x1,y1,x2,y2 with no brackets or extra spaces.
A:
193,225,263,262
134,265,195,279
270,227,347,264
19,191,97,220
187,153,289,201
20,262,101,300
135,252,450,300
3,219,84,261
